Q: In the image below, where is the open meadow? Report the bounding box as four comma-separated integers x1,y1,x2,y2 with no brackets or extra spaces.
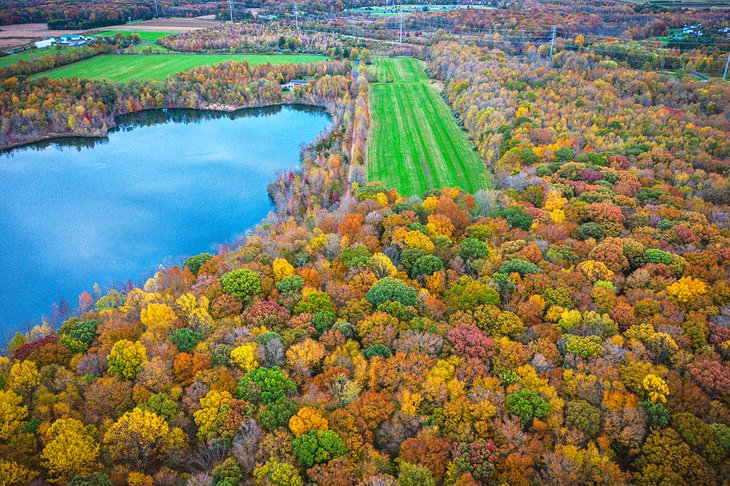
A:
32,53,327,82
96,30,174,42
367,57,491,196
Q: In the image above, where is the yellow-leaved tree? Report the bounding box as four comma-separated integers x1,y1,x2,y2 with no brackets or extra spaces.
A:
193,390,234,440
230,343,259,371
0,460,38,485
8,360,39,397
370,253,397,278
41,418,100,483
666,276,708,308
140,302,178,335
104,408,185,471
642,374,669,404
273,258,295,281
289,407,328,437
0,389,27,441
107,340,147,380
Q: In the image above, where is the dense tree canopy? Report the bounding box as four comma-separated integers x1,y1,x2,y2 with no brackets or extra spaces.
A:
0,5,728,484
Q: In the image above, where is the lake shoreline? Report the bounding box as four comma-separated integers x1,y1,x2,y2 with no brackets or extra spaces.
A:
0,100,335,152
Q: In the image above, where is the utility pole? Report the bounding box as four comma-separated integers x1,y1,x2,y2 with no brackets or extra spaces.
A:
228,0,234,22
153,0,158,18
294,1,299,31
724,50,730,80
399,4,404,44
549,25,556,64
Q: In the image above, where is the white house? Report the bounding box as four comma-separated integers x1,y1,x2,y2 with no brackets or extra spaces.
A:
35,37,55,48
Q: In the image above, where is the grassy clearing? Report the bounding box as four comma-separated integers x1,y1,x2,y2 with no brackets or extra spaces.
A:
0,46,75,68
32,53,327,82
367,57,491,196
96,31,175,42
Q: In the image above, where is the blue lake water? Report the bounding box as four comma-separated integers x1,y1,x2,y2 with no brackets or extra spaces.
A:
0,105,330,336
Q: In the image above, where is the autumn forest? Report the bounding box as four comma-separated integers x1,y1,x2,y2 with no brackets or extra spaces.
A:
0,0,728,485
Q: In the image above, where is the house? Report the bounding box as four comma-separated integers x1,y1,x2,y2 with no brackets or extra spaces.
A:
282,79,310,90
55,34,87,46
682,24,703,37
35,37,55,48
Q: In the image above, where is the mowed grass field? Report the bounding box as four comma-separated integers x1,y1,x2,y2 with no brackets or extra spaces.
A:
32,53,327,83
0,46,75,68
96,31,174,41
367,58,491,196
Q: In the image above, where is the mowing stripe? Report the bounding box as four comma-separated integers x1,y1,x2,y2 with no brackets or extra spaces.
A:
367,57,491,196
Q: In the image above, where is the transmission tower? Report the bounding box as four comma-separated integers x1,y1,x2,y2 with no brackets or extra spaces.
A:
228,0,234,22
294,1,299,31
399,4,404,44
549,25,556,63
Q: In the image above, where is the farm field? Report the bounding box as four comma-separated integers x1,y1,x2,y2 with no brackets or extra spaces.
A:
32,53,327,82
0,46,75,67
96,30,174,41
99,17,221,32
367,57,491,196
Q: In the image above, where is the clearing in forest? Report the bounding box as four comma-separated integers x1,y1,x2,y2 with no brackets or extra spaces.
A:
367,57,491,196
31,53,327,82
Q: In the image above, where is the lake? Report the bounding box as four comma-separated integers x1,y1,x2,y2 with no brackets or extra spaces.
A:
0,105,330,335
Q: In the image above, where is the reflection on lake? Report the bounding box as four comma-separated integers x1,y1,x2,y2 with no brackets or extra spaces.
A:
0,105,330,334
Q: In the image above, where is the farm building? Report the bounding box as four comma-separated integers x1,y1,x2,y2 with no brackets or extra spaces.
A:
35,37,55,48
56,34,87,46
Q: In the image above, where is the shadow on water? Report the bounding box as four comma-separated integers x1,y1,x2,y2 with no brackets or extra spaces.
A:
2,104,327,154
